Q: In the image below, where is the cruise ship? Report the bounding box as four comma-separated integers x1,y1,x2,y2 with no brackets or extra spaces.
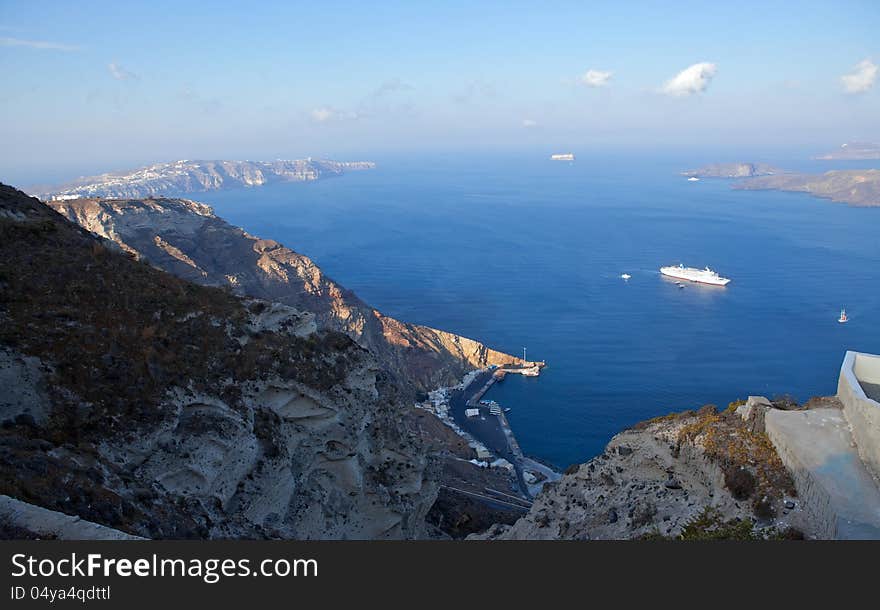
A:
550,153,575,161
660,264,731,286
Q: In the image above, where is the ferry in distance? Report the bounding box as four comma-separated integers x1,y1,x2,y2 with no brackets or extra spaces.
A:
550,153,575,161
660,264,731,286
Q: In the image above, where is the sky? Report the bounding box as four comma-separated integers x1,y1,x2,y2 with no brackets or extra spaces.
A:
1,1,878,184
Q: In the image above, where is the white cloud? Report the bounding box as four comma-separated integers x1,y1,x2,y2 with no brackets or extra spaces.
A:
311,108,335,122
108,62,137,81
661,62,717,96
522,119,538,128
310,107,359,123
0,36,79,51
579,69,612,88
841,59,877,94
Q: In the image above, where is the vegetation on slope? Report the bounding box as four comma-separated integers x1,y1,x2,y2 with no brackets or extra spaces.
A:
0,184,428,539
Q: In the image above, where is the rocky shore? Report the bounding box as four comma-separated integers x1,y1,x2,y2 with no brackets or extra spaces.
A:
681,162,782,178
734,169,880,207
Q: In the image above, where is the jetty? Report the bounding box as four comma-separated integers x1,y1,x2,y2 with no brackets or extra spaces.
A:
455,360,552,497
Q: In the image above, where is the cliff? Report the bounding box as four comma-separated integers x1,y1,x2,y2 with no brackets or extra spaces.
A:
475,399,814,540
34,159,376,200
48,197,523,392
681,162,782,178
734,169,880,207
0,183,436,539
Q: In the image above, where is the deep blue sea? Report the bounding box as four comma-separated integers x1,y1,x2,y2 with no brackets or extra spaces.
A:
196,154,880,469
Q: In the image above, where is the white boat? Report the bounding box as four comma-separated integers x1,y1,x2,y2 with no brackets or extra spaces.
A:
660,264,731,286
620,273,631,280
687,176,700,182
550,153,575,161
839,309,848,323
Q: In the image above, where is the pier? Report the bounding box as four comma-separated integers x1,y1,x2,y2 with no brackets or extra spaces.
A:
450,361,553,497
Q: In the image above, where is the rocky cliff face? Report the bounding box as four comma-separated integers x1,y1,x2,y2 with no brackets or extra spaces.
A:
48,197,522,392
475,402,810,540
734,169,880,207
682,163,781,178
0,184,435,539
34,159,376,200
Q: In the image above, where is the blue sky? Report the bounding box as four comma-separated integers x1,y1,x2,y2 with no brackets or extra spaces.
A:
1,1,878,183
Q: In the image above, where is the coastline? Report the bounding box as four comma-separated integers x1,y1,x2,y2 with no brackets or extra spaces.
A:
416,362,560,499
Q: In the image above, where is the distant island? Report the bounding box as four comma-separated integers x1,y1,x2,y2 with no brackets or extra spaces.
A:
814,142,880,161
681,162,783,179
734,169,880,207
33,158,376,200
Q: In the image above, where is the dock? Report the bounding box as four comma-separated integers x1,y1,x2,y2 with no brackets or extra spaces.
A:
456,361,551,497
466,362,546,407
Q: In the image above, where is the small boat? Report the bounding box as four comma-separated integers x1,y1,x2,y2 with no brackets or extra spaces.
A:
620,273,632,280
687,176,700,182
504,408,511,413
676,282,685,289
839,309,848,323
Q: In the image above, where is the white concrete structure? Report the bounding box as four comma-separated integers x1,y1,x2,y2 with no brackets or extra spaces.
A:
838,351,880,479
763,351,880,539
490,458,514,472
765,408,880,539
0,495,144,540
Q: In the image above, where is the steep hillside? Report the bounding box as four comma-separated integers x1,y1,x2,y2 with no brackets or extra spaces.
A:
34,158,375,200
681,162,782,178
0,184,435,539
48,197,523,392
475,400,812,540
734,169,880,207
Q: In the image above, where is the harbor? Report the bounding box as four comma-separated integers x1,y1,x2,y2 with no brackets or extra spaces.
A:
420,358,559,499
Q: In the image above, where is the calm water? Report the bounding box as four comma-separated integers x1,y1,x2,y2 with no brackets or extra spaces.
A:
196,154,880,468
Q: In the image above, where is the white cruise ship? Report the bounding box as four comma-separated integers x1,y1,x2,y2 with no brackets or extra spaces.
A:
660,264,731,286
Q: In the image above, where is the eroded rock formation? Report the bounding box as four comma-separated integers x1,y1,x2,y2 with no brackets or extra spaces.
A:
0,184,435,539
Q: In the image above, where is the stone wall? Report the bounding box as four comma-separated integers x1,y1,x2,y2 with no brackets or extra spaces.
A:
838,351,880,480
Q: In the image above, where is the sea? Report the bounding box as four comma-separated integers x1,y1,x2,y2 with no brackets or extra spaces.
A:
195,153,880,469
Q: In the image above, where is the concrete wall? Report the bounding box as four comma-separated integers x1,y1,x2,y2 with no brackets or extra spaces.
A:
0,495,144,540
764,412,838,539
838,351,880,481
